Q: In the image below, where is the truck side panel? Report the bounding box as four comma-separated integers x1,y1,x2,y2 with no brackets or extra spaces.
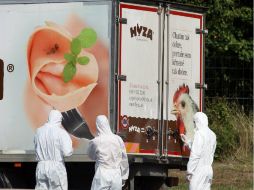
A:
0,1,111,157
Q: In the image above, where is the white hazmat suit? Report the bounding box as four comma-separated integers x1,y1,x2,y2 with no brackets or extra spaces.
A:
87,115,129,190
34,110,73,190
187,112,216,190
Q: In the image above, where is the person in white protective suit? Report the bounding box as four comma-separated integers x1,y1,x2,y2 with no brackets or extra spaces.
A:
186,112,217,190
87,115,129,190
34,109,73,190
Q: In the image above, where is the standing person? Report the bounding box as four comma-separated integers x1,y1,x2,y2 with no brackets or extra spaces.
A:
34,109,73,190
186,112,217,190
87,115,129,190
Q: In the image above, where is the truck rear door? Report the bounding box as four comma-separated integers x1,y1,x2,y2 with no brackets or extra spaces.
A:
117,3,162,155
117,2,205,158
163,7,204,158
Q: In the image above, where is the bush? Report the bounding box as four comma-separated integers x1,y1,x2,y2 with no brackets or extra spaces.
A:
205,98,253,161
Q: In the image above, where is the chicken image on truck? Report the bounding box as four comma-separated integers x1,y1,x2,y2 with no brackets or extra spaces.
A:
0,0,207,189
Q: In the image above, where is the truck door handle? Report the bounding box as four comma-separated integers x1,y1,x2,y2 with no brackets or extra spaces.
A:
145,126,158,138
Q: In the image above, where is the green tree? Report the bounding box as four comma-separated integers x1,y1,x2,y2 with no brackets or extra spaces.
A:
172,0,253,62
173,0,253,111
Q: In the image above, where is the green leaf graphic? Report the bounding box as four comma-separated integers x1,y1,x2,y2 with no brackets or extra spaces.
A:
64,53,75,62
63,62,77,83
78,28,97,48
62,27,97,83
77,56,90,65
71,38,81,56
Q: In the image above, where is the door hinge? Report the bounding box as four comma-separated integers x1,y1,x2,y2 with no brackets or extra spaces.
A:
115,74,127,81
165,4,170,16
195,83,208,90
116,17,127,24
196,28,208,34
157,3,163,15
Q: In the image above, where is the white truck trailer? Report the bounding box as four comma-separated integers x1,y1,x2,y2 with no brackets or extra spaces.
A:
0,0,207,189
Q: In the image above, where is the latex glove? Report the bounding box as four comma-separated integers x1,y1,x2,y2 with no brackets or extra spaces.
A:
180,134,192,149
180,134,187,142
122,180,126,187
186,174,192,182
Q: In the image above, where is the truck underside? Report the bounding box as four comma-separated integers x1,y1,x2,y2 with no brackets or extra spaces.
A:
0,157,187,189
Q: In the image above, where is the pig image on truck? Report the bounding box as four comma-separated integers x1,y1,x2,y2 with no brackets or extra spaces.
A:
0,0,207,189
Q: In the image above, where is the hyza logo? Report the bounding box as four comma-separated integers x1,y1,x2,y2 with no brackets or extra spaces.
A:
130,24,153,40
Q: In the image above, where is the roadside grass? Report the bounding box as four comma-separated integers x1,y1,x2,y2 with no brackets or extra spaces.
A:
169,160,253,190
205,98,253,161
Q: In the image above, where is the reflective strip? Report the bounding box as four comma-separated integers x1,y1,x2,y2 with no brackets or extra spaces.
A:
124,142,140,153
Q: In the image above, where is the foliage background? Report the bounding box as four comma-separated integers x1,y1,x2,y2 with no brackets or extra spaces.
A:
168,3,253,189
173,0,253,112
171,0,253,161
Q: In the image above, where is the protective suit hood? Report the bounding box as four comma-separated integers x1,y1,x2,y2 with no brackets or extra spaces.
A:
46,109,62,127
193,112,208,131
96,115,113,136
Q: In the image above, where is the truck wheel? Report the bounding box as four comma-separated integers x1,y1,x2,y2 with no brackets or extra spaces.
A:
0,172,12,188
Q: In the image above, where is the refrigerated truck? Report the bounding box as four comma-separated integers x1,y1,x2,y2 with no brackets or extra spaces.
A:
0,0,207,189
